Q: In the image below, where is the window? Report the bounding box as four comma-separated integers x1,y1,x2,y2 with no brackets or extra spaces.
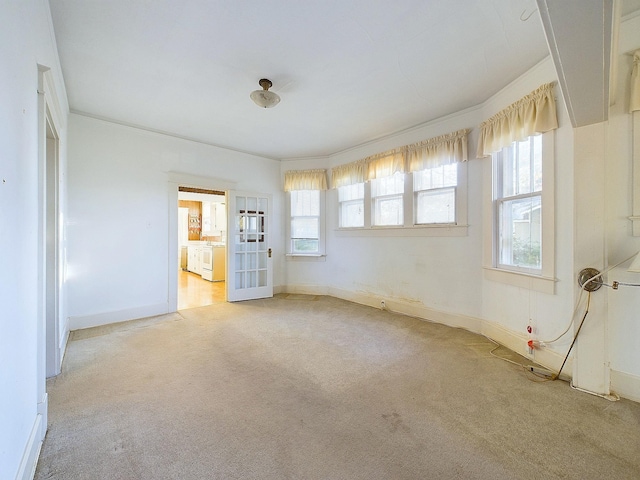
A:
414,164,457,224
493,135,543,273
289,190,324,255
338,183,364,228
371,172,405,226
331,128,469,236
334,165,468,236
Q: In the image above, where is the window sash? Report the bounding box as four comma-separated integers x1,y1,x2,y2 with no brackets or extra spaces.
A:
415,186,456,225
340,199,364,228
496,193,542,273
413,164,458,225
373,193,404,226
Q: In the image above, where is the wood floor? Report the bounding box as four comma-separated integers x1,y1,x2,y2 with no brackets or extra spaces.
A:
177,269,225,310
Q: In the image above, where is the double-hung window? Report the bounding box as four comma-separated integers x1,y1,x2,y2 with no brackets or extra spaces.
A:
478,82,557,292
284,169,328,256
414,164,457,224
338,183,364,228
371,172,405,226
493,135,542,272
290,190,321,254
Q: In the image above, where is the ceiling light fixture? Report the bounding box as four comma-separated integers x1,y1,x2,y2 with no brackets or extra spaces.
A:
250,78,281,108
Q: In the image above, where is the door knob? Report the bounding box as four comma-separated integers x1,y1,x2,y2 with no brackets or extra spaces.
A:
268,248,272,258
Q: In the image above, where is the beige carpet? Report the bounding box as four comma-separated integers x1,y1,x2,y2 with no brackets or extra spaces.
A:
35,295,640,479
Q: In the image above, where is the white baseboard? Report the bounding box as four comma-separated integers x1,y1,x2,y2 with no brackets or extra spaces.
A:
481,320,570,378
611,369,640,403
328,286,482,332
69,302,169,330
279,284,329,296
59,322,70,369
15,413,44,480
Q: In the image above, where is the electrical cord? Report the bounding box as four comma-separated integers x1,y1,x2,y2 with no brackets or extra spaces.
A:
486,336,555,382
551,292,590,381
540,251,639,344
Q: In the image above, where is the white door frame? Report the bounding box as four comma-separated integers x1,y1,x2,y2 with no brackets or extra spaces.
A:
37,65,65,440
167,173,236,312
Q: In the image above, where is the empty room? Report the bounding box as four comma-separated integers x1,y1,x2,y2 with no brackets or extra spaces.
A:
3,1,640,479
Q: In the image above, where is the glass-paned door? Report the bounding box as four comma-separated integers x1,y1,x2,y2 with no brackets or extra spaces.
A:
227,191,273,301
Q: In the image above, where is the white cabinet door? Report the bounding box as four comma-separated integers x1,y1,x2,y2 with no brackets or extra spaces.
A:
214,202,227,233
187,246,196,273
187,245,203,275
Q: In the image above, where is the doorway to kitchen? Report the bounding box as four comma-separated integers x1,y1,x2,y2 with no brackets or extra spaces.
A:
177,186,227,310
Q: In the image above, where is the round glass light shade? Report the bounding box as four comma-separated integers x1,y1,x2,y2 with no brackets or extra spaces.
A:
250,89,281,108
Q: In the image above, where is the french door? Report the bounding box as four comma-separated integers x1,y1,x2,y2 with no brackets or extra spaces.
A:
226,191,273,301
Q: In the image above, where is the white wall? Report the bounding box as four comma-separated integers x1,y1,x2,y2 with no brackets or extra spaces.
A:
281,58,574,364
0,1,69,479
66,114,283,329
605,12,640,401
281,12,640,402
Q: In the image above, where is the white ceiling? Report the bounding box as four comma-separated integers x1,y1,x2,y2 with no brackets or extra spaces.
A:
49,1,561,159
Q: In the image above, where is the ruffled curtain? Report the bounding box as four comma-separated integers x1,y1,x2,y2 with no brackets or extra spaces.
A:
366,150,405,180
631,49,640,112
407,128,469,172
283,169,328,192
330,128,470,188
331,160,369,189
477,82,558,158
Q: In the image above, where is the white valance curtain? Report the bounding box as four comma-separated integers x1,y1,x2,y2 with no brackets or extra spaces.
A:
631,49,640,112
366,150,405,180
406,128,469,171
331,128,469,188
283,169,328,192
476,82,558,158
331,160,369,189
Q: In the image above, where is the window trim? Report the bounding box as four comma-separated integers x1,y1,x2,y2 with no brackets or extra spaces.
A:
483,131,555,293
286,190,326,257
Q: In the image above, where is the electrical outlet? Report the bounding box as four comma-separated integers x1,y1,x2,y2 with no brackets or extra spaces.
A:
525,339,535,358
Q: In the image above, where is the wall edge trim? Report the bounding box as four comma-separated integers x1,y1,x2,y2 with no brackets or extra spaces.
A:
611,369,640,403
15,413,43,480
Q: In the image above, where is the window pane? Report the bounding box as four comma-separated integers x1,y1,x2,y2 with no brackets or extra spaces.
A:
518,140,531,194
292,239,319,252
414,164,457,191
374,195,403,226
501,143,517,197
500,136,542,198
338,183,364,201
291,218,319,239
532,135,542,192
290,190,319,216
372,172,404,196
416,188,455,224
499,195,541,269
340,200,364,228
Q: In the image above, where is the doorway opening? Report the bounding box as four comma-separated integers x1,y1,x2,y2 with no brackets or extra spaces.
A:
45,114,60,376
177,186,227,309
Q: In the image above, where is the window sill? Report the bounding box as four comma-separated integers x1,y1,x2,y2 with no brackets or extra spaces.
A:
483,267,556,294
335,224,468,237
285,253,327,262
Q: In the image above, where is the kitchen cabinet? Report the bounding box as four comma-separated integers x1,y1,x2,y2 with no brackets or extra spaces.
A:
212,246,226,281
214,203,226,233
187,245,203,275
201,201,226,235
